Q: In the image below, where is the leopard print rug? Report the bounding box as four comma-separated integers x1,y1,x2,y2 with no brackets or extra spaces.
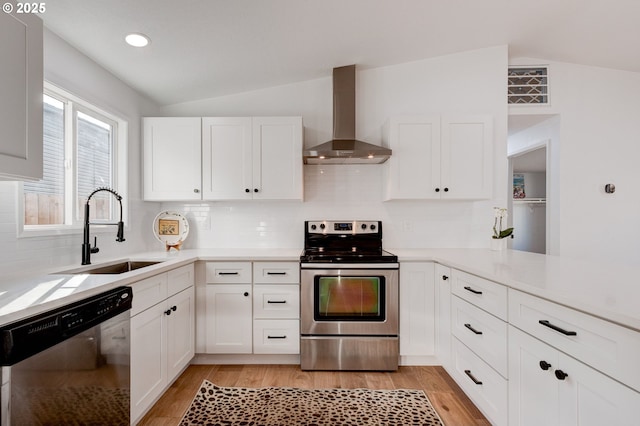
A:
180,380,443,425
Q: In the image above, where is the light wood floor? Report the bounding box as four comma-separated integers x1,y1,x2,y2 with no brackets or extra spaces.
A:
138,364,490,426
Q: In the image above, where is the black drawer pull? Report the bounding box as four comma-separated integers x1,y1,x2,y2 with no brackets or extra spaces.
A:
267,300,287,304
463,286,483,295
267,335,287,339
218,272,239,275
464,323,483,335
267,272,287,275
538,320,577,336
442,275,449,281
464,370,483,385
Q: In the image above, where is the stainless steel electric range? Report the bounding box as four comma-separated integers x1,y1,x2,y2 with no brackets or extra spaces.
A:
299,220,399,371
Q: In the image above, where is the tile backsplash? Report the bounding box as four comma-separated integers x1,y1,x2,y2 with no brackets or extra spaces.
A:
159,165,494,250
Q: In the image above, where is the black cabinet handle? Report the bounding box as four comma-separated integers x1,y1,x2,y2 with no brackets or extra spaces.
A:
539,360,552,371
464,370,483,385
435,188,440,192
538,320,577,336
442,275,449,280
267,300,287,304
267,272,287,275
245,188,250,193
443,187,449,192
243,292,249,297
267,335,287,339
464,323,483,335
254,188,259,193
555,370,568,380
164,309,172,316
218,272,239,275
464,286,483,295
171,305,177,312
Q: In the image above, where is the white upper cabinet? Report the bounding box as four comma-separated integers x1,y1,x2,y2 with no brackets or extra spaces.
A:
0,12,43,181
252,117,303,200
383,115,493,200
202,117,253,200
202,116,303,200
143,117,202,200
145,116,303,201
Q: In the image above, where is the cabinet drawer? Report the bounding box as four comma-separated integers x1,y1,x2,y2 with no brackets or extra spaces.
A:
131,273,168,316
253,262,300,284
451,269,507,320
167,263,195,295
509,289,640,392
206,262,252,283
253,285,299,319
451,295,507,378
253,319,300,354
451,338,508,426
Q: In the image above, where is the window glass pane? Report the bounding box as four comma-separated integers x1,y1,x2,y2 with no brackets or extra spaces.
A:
23,95,65,225
76,111,114,221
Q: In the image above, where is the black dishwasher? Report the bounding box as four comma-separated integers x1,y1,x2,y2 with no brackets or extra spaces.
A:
0,286,132,426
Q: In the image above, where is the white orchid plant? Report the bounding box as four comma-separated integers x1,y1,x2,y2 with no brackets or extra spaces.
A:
493,207,514,239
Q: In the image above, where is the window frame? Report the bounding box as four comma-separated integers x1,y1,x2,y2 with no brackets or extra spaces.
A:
18,82,128,238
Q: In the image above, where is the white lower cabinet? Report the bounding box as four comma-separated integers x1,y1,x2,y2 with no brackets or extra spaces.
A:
451,338,508,426
204,261,300,355
399,262,436,363
205,284,253,353
130,264,195,424
434,264,452,369
509,325,640,426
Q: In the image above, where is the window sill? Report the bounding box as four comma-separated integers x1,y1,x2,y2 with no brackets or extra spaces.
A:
19,224,126,239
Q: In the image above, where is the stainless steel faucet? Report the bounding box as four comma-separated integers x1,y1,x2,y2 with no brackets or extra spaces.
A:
82,187,125,265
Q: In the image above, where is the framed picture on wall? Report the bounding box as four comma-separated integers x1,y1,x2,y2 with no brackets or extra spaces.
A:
513,174,526,198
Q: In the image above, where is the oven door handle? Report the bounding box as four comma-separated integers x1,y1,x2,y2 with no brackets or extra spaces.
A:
300,263,399,269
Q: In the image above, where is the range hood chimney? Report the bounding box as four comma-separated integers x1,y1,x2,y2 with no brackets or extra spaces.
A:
303,65,391,164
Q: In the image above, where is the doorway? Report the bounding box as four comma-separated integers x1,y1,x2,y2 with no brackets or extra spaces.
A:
508,145,548,254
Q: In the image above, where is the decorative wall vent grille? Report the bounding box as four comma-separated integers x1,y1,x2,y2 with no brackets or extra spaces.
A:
508,66,548,104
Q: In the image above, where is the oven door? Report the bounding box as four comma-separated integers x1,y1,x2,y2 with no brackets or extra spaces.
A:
300,265,399,336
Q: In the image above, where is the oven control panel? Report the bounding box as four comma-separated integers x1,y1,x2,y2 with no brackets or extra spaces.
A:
307,220,380,234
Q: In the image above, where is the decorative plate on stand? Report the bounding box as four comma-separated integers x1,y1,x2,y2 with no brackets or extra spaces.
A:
153,211,189,251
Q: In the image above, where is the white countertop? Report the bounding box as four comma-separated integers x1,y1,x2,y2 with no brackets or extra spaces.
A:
0,248,300,326
392,248,640,332
1,247,638,333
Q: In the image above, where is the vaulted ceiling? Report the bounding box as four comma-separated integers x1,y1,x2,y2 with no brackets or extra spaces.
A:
41,0,640,106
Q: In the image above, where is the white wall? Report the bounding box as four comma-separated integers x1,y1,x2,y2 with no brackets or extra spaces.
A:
160,46,509,250
0,29,161,278
509,58,640,265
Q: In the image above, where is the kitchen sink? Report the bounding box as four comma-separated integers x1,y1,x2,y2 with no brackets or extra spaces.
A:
62,260,164,275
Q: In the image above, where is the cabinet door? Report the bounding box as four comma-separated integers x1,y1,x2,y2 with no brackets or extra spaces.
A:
205,284,252,353
166,287,195,381
440,115,492,199
383,116,440,200
434,264,452,369
558,352,640,426
0,12,43,181
508,326,560,426
131,303,167,423
202,117,253,200
252,117,303,200
143,117,202,200
399,262,435,360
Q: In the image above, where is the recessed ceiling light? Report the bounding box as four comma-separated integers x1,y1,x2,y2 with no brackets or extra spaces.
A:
125,33,150,47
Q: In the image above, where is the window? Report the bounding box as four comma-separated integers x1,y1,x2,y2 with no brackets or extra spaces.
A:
22,83,127,233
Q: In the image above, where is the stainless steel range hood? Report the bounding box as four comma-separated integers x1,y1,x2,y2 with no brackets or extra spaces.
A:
303,65,391,164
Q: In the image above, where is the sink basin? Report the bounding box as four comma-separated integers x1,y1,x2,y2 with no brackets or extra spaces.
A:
64,260,164,275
